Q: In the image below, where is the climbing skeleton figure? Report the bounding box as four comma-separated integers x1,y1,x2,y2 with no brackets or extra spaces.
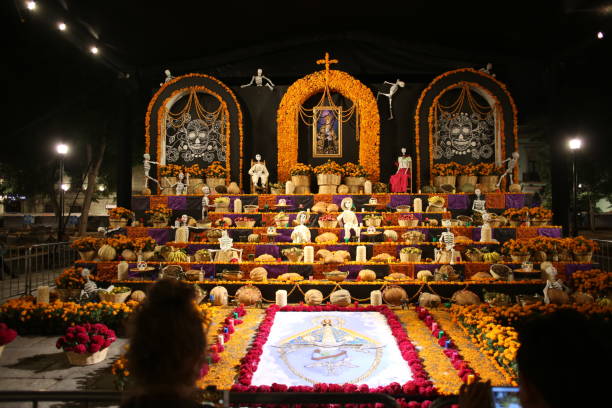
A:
143,153,160,190
80,268,98,300
376,79,405,120
159,69,174,86
542,264,568,304
496,151,520,189
241,68,275,91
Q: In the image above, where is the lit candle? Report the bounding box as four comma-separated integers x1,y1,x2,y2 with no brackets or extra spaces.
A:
303,246,314,263
467,374,475,385
276,290,288,307
445,340,451,348
370,290,382,306
218,334,224,345
234,198,243,213
356,245,367,262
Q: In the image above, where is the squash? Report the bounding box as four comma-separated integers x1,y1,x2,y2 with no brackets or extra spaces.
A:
130,290,146,302
247,234,260,243
236,285,262,306
383,230,398,242
209,286,228,306
358,269,377,281
311,202,328,213
417,270,433,282
316,249,332,261
470,271,495,281
386,272,409,281
452,289,481,305
167,250,189,263
330,289,351,306
121,249,137,261
254,254,276,262
383,286,407,305
98,244,117,261
304,289,323,306
249,267,268,282
418,292,441,308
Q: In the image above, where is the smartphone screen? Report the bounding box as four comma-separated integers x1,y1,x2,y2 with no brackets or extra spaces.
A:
491,386,521,408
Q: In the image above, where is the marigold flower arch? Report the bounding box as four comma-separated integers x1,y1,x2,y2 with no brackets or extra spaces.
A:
276,69,380,181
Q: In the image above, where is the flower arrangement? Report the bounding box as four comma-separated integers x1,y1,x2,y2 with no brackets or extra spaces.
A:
106,235,134,252
108,207,134,220
530,237,557,254
0,322,17,346
459,164,479,176
214,197,230,206
343,162,369,178
502,207,527,220
400,246,422,254
289,163,312,176
145,204,173,223
432,162,460,176
159,164,184,177
319,213,336,222
56,323,116,354
475,163,501,176
570,269,611,298
399,213,418,220
206,161,227,178
501,239,531,255
133,237,157,252
107,286,131,294
70,237,101,252
55,267,87,289
313,160,344,176
570,236,598,254
363,214,382,220
185,164,205,177
528,207,553,220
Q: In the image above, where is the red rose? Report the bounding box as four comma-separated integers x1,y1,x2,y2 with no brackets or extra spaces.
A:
76,333,90,344
88,343,101,353
74,344,87,354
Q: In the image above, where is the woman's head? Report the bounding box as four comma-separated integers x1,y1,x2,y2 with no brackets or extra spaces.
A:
126,279,207,391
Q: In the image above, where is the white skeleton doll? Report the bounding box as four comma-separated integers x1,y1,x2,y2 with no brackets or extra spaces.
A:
376,79,405,120
291,211,311,243
480,212,494,242
248,154,269,191
241,68,275,91
159,69,174,86
80,268,98,300
201,185,211,221
336,197,360,242
543,264,568,304
472,188,486,215
175,171,189,195
143,153,160,191
435,219,456,264
496,151,520,189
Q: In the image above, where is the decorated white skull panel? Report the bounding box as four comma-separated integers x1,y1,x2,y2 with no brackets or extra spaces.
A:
434,111,494,161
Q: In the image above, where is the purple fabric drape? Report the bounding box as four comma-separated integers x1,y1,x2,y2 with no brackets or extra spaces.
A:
168,196,187,210
505,194,525,209
447,195,469,210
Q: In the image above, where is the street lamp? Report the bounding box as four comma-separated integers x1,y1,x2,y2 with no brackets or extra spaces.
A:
568,137,582,236
56,143,69,241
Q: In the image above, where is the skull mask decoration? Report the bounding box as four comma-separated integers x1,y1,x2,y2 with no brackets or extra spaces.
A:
184,119,209,158
448,113,476,155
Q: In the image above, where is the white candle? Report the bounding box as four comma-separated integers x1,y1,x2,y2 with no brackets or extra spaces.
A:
276,290,288,307
37,286,50,304
234,198,243,213
413,198,423,213
303,246,314,263
364,180,372,194
356,245,367,262
218,334,224,345
117,261,129,280
370,290,382,306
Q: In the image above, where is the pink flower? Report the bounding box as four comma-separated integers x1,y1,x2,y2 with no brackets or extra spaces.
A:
74,344,87,354
88,343,101,353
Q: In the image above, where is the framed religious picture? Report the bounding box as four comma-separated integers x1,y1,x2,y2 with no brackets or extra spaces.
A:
312,106,342,158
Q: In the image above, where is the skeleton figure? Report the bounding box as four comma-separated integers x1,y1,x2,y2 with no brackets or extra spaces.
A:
248,154,269,191
241,68,275,91
213,231,241,262
143,153,160,190
479,63,496,77
439,219,456,264
472,188,486,215
376,79,405,120
496,152,520,189
175,214,190,243
175,171,189,195
291,211,311,243
159,69,174,86
543,265,568,304
336,197,360,242
480,212,494,243
80,268,98,300
201,185,211,221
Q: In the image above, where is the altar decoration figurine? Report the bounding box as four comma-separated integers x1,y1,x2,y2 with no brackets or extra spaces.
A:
336,197,360,242
211,231,242,263
159,69,174,86
479,62,496,77
472,188,486,216
142,153,160,194
390,147,412,193
291,211,311,243
480,212,494,243
376,79,405,120
80,268,98,300
241,68,275,91
496,151,519,190
542,263,569,304
435,219,456,264
248,154,269,193
175,214,190,243
201,185,210,221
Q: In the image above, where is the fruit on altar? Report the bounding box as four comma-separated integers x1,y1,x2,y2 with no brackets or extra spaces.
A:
385,272,409,281
277,273,304,282
597,297,612,307
254,254,276,262
227,182,240,194
311,202,328,213
383,286,407,305
418,292,441,307
547,288,569,305
326,203,339,212
490,264,512,280
215,217,233,227
236,285,262,306
330,289,351,306
315,232,339,243
572,292,594,305
167,249,189,263
304,289,323,305
315,249,332,261
194,249,212,262
470,271,495,281
452,289,481,305
249,267,267,282
210,286,228,306
438,264,460,281
383,230,398,242
417,270,434,282
130,290,146,302
247,234,260,243
358,269,377,281
482,251,501,263
98,244,117,261
401,230,426,243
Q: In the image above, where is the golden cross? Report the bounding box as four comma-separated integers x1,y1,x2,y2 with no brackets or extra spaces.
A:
316,52,338,81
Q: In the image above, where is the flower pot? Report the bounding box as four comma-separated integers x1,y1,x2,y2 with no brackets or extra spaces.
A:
65,347,109,366
398,219,419,227
214,203,230,213
78,251,96,261
573,252,593,263
57,288,82,301
433,175,456,187
400,252,421,262
121,249,137,261
364,218,382,227
244,205,258,213
318,220,338,228
511,254,531,263
457,175,478,188
316,173,341,186
99,290,131,303
344,176,365,193
206,177,226,191
235,220,256,229
465,252,483,262
478,175,498,190
318,185,337,194
291,175,310,187
188,177,204,194
161,176,176,195
151,221,168,228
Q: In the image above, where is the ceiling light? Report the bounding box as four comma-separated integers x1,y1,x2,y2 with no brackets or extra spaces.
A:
597,31,604,39
90,46,99,55
26,1,36,10
58,22,67,31
56,143,69,155
568,138,582,150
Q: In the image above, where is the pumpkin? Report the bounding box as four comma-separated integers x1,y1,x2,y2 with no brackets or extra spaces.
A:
121,249,137,261
417,270,434,282
383,230,398,242
194,249,212,262
386,272,409,281
315,232,339,243
358,269,377,281
210,286,228,306
383,286,407,305
255,254,276,262
277,273,303,282
227,182,241,194
572,292,594,305
130,290,146,302
158,245,173,261
509,183,522,193
249,267,268,282
167,250,189,263
547,288,569,305
236,285,262,306
418,292,441,308
248,234,260,243
316,249,332,261
326,203,339,212
304,289,323,305
98,244,116,261
470,272,495,281
330,289,351,306
452,289,481,305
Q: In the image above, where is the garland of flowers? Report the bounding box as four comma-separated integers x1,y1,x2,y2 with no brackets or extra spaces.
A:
145,74,244,188
570,269,612,298
277,69,380,181
414,68,519,189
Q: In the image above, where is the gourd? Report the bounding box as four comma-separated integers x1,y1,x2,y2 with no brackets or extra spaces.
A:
470,272,494,281
418,292,441,308
304,289,323,305
167,250,189,263
417,270,433,282
130,290,146,302
249,267,268,282
452,289,481,305
386,272,409,281
358,269,377,281
383,230,398,242
236,285,262,306
248,234,260,243
330,289,351,306
277,273,303,282
210,286,228,306
98,244,116,261
383,286,407,305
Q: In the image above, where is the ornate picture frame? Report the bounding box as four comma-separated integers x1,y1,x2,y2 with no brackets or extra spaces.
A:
312,106,342,158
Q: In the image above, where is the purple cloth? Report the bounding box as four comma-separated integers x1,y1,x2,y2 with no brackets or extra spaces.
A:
537,228,562,238
185,244,217,254
390,195,412,208
564,263,595,280
337,264,364,279
132,196,149,211
505,194,525,209
447,195,469,210
255,245,280,258
168,196,187,210
326,245,351,252
415,264,438,272
262,264,289,278
472,228,481,242
331,195,352,207
148,228,171,244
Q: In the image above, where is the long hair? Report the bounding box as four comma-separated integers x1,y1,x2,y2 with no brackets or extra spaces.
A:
126,279,207,391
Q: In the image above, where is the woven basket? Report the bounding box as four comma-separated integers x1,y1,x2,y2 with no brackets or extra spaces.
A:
398,219,419,227
65,348,108,366
400,252,421,262
457,175,478,188
364,218,382,227
206,177,226,190
317,173,341,186
573,252,593,263
531,218,551,226
465,252,483,262
318,185,337,194
395,205,411,213
294,186,311,194
78,251,96,261
318,220,338,228
160,177,176,195
99,290,131,303
235,220,256,228
187,177,204,194
511,254,531,263
109,219,128,228
478,175,498,190
270,187,285,194
151,221,168,228
57,288,82,301
344,176,365,193
433,175,456,187
244,205,259,213
291,175,310,187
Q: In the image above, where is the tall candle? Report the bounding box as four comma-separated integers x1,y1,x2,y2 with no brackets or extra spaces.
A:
36,286,49,304
303,246,314,263
370,290,382,306
218,334,224,345
364,180,372,194
413,198,423,213
356,245,367,262
276,290,288,307
234,198,242,213
117,261,129,280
